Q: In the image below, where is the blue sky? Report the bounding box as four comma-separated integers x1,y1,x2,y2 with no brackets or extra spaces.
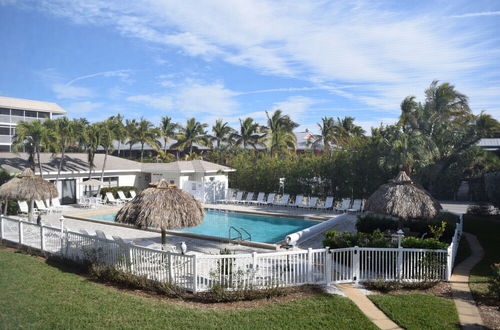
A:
0,0,499,133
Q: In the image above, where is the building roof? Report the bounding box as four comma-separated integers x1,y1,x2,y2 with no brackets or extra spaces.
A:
0,96,66,114
0,153,141,175
477,138,500,149
141,160,234,173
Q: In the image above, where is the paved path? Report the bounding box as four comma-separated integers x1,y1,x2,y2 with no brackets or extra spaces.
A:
337,284,401,330
451,233,485,330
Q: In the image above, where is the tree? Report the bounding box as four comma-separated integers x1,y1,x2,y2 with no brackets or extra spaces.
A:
125,119,138,158
12,120,56,178
172,118,209,155
231,117,265,150
210,119,234,149
158,116,179,154
81,123,101,180
136,118,157,162
314,117,336,153
265,110,298,155
98,119,115,189
51,117,77,185
109,114,126,156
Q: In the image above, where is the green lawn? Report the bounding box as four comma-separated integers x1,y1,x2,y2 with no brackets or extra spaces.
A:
369,294,460,330
0,248,376,330
463,215,500,304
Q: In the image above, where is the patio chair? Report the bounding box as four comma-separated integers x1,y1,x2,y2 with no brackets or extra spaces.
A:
263,193,276,205
229,191,244,204
117,190,132,201
105,192,124,205
95,230,109,240
347,199,363,213
217,189,234,204
50,198,69,212
79,229,91,236
248,192,265,205
35,200,50,214
288,195,304,208
299,197,318,209
17,200,31,216
129,190,137,198
335,198,352,213
317,196,334,211
239,192,254,204
272,194,290,207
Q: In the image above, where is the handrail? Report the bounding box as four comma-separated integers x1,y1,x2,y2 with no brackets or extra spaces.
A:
228,226,242,241
239,227,252,241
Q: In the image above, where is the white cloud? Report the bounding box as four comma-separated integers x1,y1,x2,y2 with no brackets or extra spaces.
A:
52,83,94,99
271,96,321,124
66,101,102,114
126,94,174,110
66,69,133,85
452,11,500,18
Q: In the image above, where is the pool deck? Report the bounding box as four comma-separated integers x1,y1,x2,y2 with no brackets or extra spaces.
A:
16,203,356,254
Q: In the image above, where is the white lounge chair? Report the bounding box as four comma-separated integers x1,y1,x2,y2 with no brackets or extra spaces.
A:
288,195,304,207
248,192,265,205
336,198,352,212
117,190,132,201
317,197,334,211
272,194,290,207
348,199,363,213
263,193,276,205
95,230,109,240
299,197,318,209
35,200,50,214
106,192,124,205
217,189,234,204
239,192,254,204
230,191,244,204
129,190,137,199
17,201,31,216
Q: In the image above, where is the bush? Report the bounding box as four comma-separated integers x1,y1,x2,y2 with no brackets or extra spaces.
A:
489,263,500,301
99,186,139,199
200,283,287,303
363,279,439,292
323,230,392,249
356,214,398,233
485,172,500,208
401,237,448,249
466,203,497,216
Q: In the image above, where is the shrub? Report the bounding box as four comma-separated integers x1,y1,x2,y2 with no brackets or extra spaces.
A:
485,172,500,208
323,230,392,249
356,214,398,233
466,203,497,216
401,237,448,249
363,280,439,292
99,186,138,199
200,282,288,303
489,263,500,301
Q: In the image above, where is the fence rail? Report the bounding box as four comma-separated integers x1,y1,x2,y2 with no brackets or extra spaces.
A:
0,214,462,292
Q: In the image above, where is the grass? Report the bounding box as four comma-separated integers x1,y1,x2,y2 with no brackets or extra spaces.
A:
463,214,500,304
0,248,376,330
369,294,460,330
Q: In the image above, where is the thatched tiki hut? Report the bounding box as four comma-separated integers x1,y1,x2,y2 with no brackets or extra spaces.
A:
115,179,204,249
0,168,58,221
364,171,442,220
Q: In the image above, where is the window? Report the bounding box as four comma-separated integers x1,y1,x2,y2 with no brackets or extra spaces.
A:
25,110,37,118
0,145,10,151
0,126,10,135
0,108,9,115
11,109,23,117
38,112,50,119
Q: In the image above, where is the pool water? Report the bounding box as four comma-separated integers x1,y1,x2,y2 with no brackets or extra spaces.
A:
88,210,320,244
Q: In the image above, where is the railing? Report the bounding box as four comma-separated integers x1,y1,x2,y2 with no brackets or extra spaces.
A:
0,214,463,292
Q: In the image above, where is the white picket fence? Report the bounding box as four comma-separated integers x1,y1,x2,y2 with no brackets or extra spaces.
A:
0,215,462,292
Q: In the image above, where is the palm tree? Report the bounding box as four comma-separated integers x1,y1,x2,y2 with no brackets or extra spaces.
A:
51,117,76,185
158,116,179,153
109,114,126,156
125,119,138,158
12,120,56,178
172,118,209,155
210,119,234,149
314,117,336,153
231,117,265,149
265,110,298,155
136,118,157,161
81,123,101,179
98,119,115,186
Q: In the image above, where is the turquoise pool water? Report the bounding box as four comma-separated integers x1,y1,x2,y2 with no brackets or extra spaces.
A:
88,210,320,244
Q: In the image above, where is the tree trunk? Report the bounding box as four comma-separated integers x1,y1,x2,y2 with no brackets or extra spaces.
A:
164,138,168,153
28,199,34,222
36,148,44,179
3,200,8,215
129,144,133,158
189,144,193,155
98,148,109,196
56,147,65,186
161,228,167,250
117,141,121,157
141,143,145,161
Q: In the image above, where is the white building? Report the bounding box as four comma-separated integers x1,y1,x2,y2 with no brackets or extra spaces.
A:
0,96,66,151
0,153,234,204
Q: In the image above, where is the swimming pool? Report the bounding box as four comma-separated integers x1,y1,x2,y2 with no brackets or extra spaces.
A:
88,210,320,244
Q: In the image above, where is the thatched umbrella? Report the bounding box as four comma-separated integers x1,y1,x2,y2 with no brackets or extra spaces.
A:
364,171,442,220
0,168,58,221
115,179,204,249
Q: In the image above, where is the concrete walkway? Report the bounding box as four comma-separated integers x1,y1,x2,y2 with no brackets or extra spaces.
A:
451,233,485,330
337,284,401,330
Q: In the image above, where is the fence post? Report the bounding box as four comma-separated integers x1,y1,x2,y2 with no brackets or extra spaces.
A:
307,248,313,283
40,225,45,252
325,247,332,285
446,245,453,281
167,252,173,283
397,246,403,280
252,252,258,286
59,216,65,256
0,215,3,240
192,254,198,293
18,220,23,245
128,245,134,273
353,246,360,282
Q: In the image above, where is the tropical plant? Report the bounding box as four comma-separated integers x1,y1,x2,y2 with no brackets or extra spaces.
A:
265,110,298,155
136,118,157,162
109,114,127,156
210,119,234,149
231,117,265,150
158,116,179,154
172,118,209,155
125,119,138,158
98,119,116,187
50,117,77,185
81,123,101,179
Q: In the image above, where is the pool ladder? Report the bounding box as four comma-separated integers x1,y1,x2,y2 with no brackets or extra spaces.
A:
228,226,252,242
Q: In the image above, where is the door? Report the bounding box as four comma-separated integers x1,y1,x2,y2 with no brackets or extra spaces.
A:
61,179,76,205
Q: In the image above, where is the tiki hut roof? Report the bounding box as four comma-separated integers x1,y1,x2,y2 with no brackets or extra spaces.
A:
364,171,442,220
0,168,58,201
115,179,204,230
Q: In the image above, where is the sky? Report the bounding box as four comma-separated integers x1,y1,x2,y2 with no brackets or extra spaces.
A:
0,0,499,133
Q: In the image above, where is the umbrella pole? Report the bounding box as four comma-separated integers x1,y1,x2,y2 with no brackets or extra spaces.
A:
28,199,34,222
3,200,7,215
161,228,167,250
